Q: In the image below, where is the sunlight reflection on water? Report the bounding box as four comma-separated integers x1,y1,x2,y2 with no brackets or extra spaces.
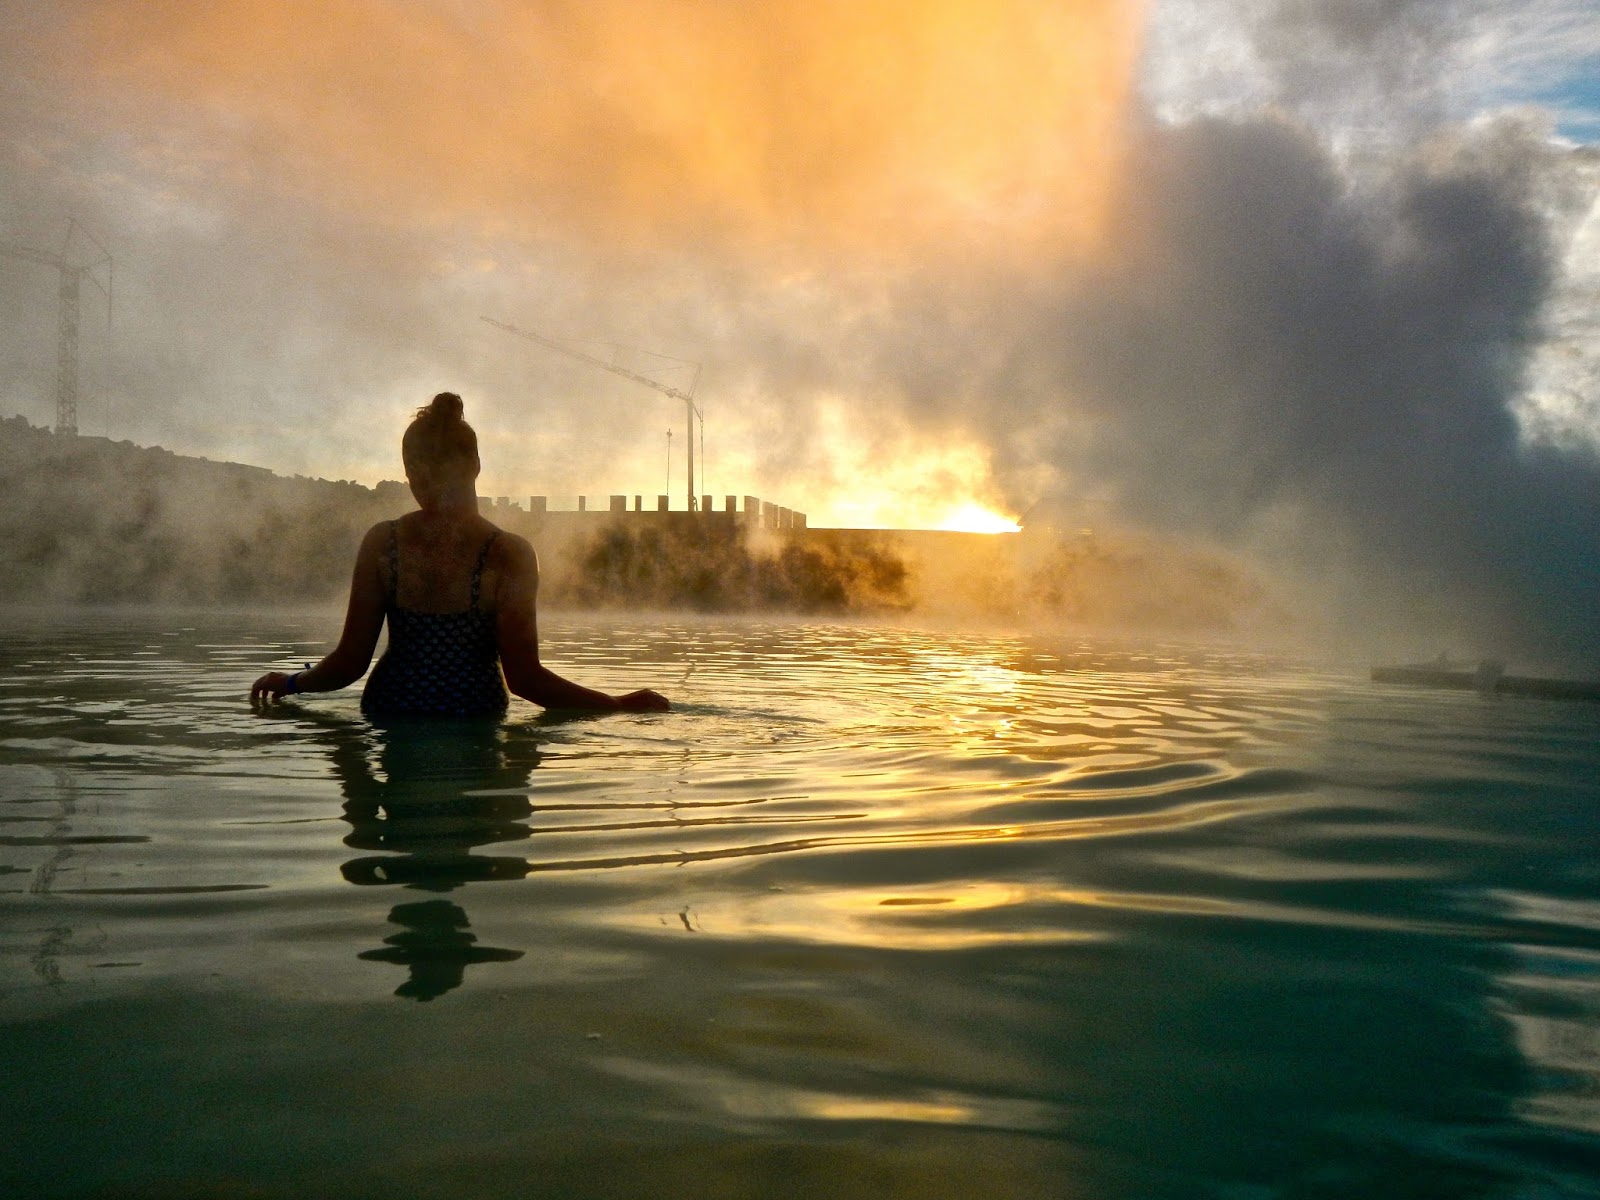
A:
1,610,1598,1198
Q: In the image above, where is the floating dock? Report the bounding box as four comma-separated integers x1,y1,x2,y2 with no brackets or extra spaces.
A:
1371,663,1600,703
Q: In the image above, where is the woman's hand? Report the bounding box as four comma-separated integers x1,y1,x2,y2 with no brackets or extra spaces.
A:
615,689,670,712
250,671,297,703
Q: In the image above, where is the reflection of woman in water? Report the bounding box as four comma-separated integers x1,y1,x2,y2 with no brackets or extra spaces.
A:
320,714,538,1000
250,392,669,716
331,714,543,890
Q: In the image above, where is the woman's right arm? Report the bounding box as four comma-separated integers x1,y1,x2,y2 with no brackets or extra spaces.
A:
496,535,669,712
251,523,388,702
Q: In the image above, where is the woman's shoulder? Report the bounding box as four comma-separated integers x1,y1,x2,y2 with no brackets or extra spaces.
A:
484,527,538,603
488,526,536,565
357,520,397,554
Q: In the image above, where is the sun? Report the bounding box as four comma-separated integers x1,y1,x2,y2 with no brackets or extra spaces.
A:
937,502,1022,535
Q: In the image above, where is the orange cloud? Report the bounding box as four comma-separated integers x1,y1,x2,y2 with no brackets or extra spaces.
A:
53,0,1146,260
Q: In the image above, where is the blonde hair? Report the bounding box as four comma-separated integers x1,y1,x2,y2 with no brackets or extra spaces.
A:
401,392,478,479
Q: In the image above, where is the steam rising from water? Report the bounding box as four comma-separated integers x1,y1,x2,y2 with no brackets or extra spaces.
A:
0,1,1597,667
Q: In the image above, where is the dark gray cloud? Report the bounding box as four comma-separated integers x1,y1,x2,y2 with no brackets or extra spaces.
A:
1050,115,1595,667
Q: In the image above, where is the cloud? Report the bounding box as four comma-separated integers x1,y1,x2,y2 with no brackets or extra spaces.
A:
1143,0,1600,139
1453,1,1600,111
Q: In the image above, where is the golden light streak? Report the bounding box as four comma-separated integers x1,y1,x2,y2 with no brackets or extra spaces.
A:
602,1059,1062,1131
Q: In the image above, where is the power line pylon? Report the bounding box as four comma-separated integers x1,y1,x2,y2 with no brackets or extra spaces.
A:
0,220,113,435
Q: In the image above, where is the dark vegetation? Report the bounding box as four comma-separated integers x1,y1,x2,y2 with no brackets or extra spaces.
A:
0,415,407,604
555,521,911,613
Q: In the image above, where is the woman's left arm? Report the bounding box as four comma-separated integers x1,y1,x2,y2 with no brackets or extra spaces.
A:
496,534,668,711
251,523,389,702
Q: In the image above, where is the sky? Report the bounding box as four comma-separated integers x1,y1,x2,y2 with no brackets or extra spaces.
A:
2,0,1599,664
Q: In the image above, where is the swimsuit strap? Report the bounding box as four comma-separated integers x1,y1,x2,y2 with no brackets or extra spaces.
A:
385,521,399,603
469,532,498,609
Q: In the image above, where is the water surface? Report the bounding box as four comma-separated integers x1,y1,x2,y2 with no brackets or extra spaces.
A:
2,610,1598,1198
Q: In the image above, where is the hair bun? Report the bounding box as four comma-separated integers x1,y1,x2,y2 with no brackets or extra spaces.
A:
428,392,465,421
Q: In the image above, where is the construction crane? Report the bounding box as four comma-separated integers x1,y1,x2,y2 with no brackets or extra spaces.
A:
0,220,113,436
483,315,705,511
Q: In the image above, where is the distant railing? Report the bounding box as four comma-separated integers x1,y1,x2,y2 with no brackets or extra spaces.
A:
480,494,805,529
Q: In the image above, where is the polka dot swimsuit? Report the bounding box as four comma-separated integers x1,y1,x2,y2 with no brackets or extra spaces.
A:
361,522,510,719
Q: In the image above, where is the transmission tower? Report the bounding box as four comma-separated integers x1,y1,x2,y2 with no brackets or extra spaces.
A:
0,220,113,435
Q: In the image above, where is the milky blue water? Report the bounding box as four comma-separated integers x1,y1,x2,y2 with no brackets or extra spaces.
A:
2,610,1598,1199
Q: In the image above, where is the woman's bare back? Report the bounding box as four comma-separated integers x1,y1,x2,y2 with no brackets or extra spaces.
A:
385,511,504,614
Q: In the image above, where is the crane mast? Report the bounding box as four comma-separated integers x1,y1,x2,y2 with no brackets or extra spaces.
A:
0,222,113,436
483,316,704,511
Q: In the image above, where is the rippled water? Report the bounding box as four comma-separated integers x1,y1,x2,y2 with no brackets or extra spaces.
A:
2,609,1598,1199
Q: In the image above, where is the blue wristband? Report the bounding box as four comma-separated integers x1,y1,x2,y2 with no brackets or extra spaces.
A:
285,663,311,695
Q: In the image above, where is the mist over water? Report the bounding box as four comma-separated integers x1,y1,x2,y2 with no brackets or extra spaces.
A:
0,0,1596,666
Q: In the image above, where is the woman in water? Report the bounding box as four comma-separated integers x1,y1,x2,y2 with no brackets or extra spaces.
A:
250,392,669,715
